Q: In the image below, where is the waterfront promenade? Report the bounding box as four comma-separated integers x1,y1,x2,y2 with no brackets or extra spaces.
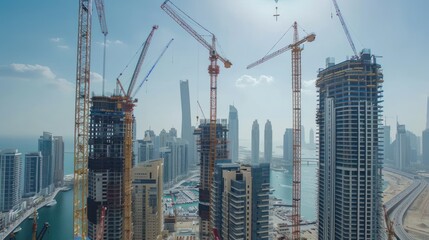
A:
0,187,66,240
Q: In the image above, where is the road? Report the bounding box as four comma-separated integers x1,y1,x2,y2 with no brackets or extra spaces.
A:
383,168,427,240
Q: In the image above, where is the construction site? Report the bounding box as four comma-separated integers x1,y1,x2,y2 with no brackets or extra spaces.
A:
1,0,423,240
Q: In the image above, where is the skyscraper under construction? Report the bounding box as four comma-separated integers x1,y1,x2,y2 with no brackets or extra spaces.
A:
87,96,132,239
316,50,384,239
194,119,228,240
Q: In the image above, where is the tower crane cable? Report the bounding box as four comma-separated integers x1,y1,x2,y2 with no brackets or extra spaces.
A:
167,0,214,36
264,25,293,59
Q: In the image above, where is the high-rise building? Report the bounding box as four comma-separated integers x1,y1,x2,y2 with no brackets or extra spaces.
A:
407,130,419,163
132,159,163,240
38,132,54,194
422,97,429,168
0,149,22,212
194,119,228,240
316,50,383,239
211,162,270,239
301,125,306,146
53,136,64,187
384,125,392,161
251,120,259,164
264,120,272,163
166,137,188,182
394,123,409,170
210,160,239,236
228,105,239,163
283,128,293,165
159,147,172,187
180,80,196,167
87,96,128,239
169,127,177,138
422,129,429,168
23,152,42,197
309,128,315,147
137,135,154,164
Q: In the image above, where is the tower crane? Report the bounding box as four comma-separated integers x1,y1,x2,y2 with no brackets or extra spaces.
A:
247,22,315,240
331,0,358,59
73,0,107,239
116,25,158,240
161,1,232,236
94,0,108,96
132,38,174,99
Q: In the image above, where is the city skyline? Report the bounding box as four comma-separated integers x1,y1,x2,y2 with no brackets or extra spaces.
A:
1,0,428,143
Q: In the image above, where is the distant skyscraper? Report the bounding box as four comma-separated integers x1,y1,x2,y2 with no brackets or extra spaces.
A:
166,137,188,182
283,128,293,165
23,152,42,197
38,132,54,194
301,125,306,146
422,129,429,167
264,120,272,163
395,123,409,170
132,159,163,240
407,130,419,163
211,162,270,239
180,80,196,167
194,119,228,240
228,105,239,163
137,135,154,163
87,96,128,239
384,125,391,161
316,50,383,239
169,127,177,138
0,149,21,212
309,128,315,146
251,120,259,164
53,136,64,187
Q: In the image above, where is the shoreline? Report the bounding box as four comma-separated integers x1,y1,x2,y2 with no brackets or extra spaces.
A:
0,187,67,240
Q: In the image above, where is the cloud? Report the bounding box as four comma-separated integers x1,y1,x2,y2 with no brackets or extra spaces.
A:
50,37,69,49
235,75,273,88
97,39,124,47
90,72,103,83
0,63,73,91
302,78,316,95
50,37,62,43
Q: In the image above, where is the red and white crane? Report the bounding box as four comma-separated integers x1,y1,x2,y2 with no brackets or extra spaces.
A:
247,22,315,240
161,1,232,236
95,206,107,240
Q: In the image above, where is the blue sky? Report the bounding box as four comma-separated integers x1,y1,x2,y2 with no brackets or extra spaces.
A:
1,0,428,146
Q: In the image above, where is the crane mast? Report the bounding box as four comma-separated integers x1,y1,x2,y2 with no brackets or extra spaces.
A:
161,1,232,237
118,25,158,240
74,0,93,238
291,22,302,240
94,0,108,96
247,22,315,240
331,0,358,58
74,0,107,238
